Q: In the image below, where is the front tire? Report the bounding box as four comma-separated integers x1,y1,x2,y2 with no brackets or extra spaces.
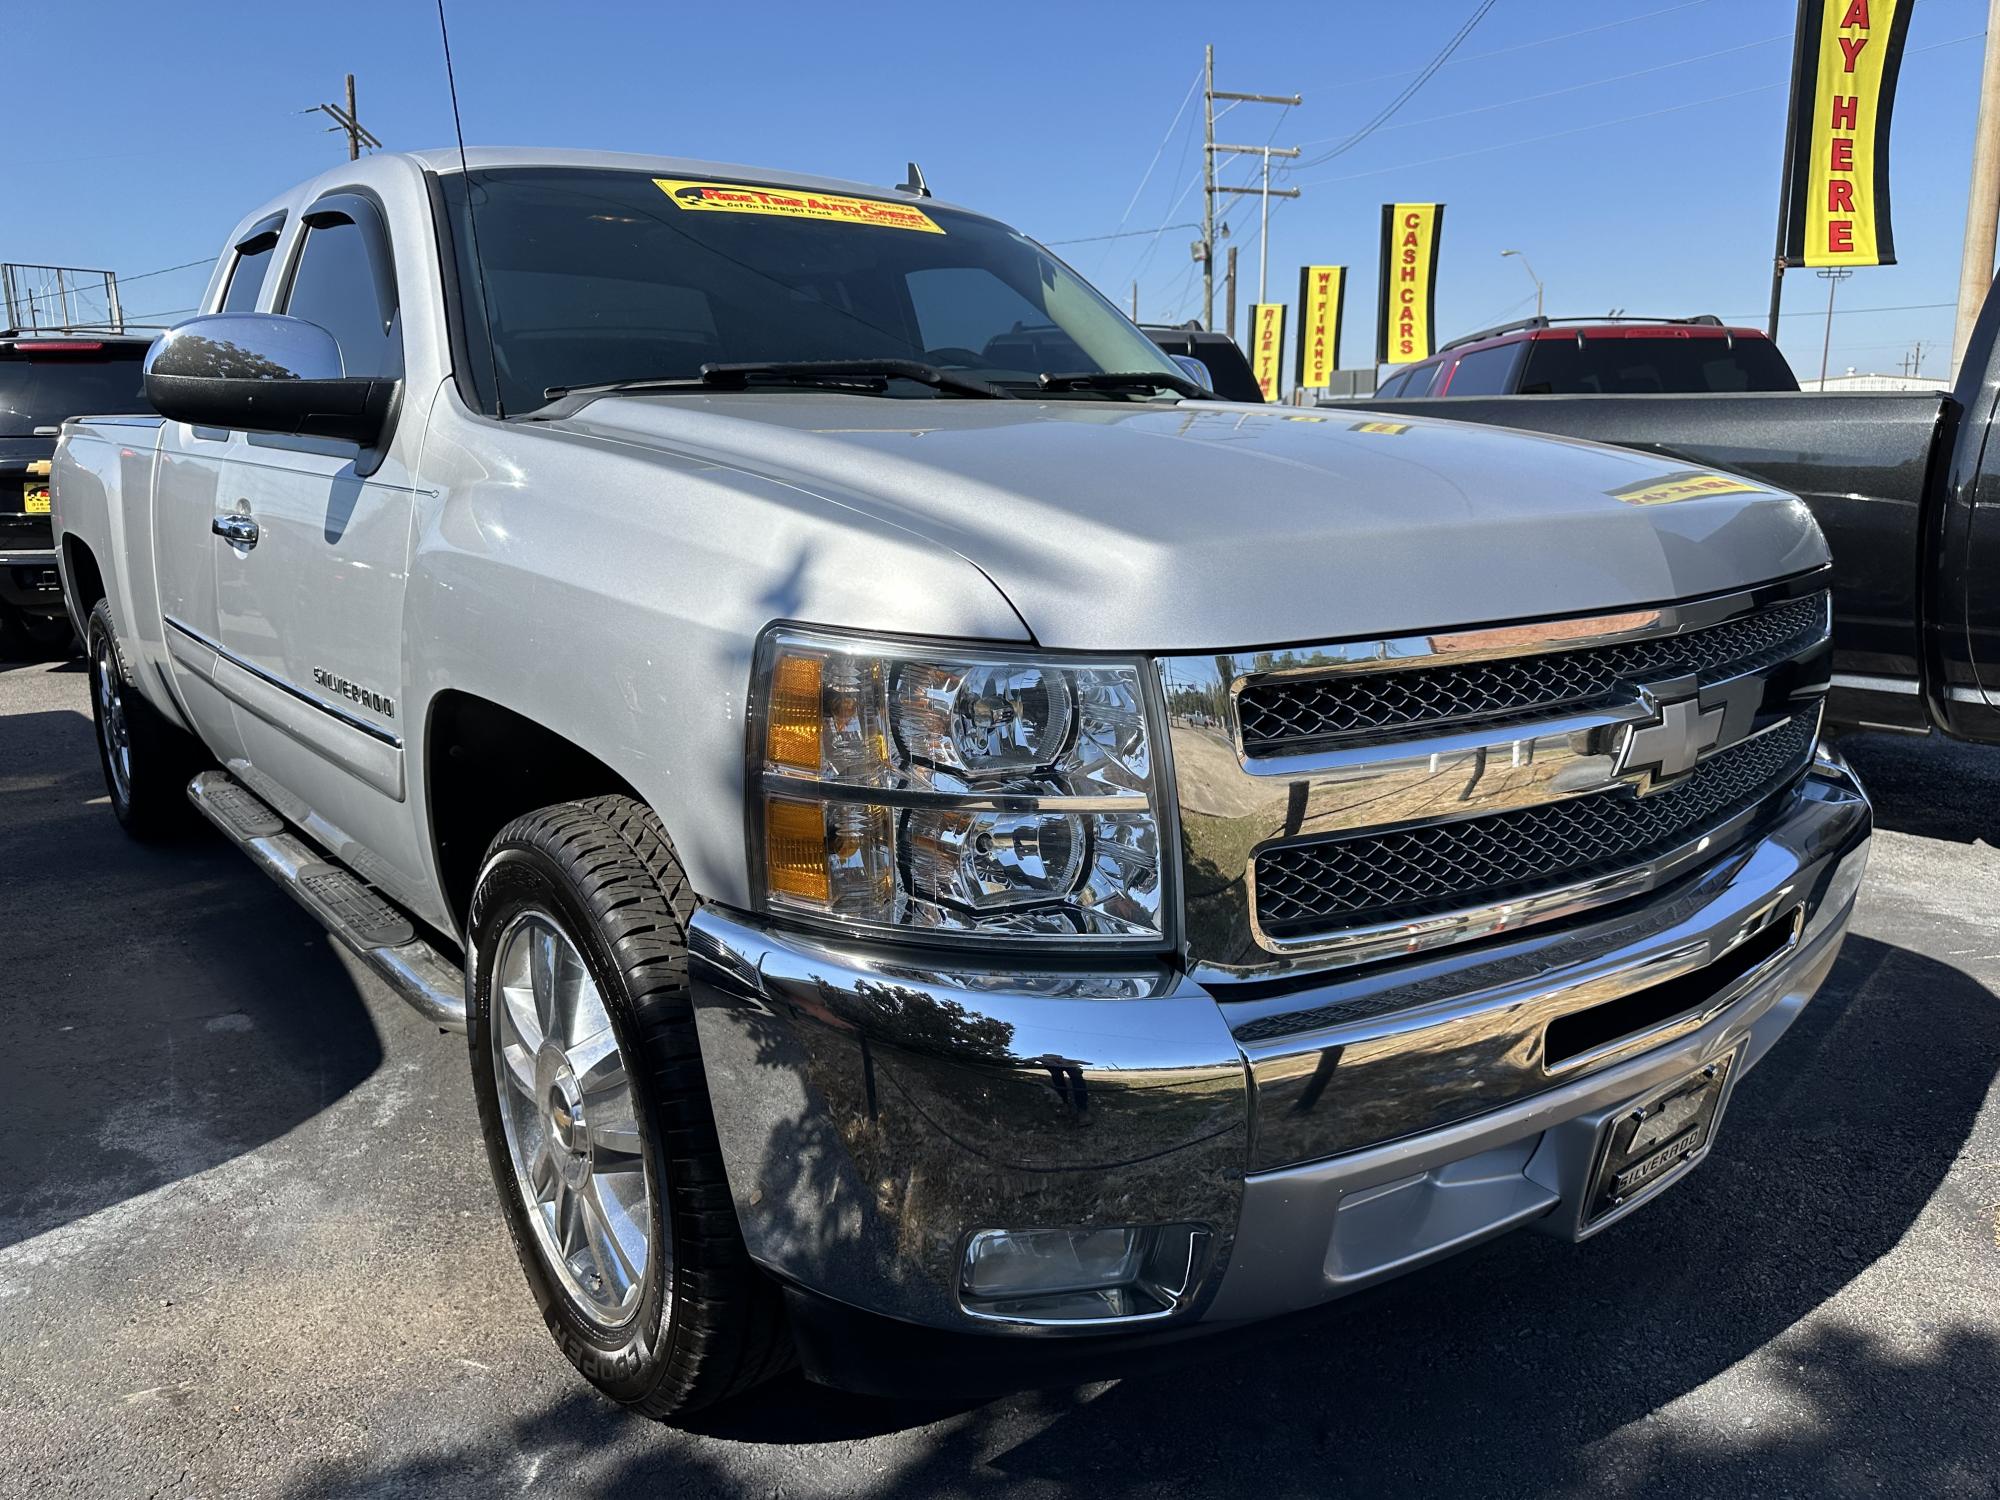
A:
466,796,790,1420
86,598,199,839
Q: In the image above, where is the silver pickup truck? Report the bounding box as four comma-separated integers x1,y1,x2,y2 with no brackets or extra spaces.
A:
53,148,1872,1418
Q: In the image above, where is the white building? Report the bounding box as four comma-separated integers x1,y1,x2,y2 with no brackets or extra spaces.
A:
1797,367,1949,392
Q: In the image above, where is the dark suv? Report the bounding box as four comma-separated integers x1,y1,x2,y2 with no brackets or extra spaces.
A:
1372,315,1799,399
0,331,154,653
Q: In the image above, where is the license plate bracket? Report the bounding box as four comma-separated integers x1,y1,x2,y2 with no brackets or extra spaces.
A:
1582,1047,1741,1228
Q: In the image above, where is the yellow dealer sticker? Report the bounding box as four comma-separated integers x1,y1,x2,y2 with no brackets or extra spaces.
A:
1348,420,1412,436
24,484,51,514
1609,470,1766,506
653,178,943,234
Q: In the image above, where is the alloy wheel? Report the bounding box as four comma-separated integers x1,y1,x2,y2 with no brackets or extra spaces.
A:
490,908,659,1328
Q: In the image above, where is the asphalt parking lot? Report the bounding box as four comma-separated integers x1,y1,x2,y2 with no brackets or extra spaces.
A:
1,652,1996,1500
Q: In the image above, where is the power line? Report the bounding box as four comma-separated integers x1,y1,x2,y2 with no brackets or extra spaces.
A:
1298,0,1496,169
1094,69,1204,270
113,257,215,286
1290,30,1984,189
1732,300,1959,320
1293,32,1787,147
1050,222,1203,247
1125,166,1210,286
1327,0,1715,91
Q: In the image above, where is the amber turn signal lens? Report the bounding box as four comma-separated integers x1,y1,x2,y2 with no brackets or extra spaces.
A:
766,653,824,772
763,797,830,906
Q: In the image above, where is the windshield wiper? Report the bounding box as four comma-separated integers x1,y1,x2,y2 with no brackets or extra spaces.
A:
1036,369,1205,399
542,359,1014,404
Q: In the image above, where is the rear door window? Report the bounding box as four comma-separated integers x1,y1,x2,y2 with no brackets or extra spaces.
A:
1397,361,1442,396
219,220,284,315
1441,343,1522,395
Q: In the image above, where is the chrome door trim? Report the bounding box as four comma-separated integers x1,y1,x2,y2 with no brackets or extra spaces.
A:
163,614,402,749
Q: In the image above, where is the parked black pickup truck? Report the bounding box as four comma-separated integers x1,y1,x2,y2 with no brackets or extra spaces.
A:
1332,286,2000,743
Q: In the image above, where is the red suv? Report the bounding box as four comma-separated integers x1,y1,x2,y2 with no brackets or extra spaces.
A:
1373,315,1799,398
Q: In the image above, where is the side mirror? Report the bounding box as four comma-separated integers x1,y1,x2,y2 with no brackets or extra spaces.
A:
1169,353,1215,393
143,313,397,448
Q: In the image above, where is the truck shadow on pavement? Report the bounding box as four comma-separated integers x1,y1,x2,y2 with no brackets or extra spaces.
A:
277,928,1999,1499
0,708,385,1252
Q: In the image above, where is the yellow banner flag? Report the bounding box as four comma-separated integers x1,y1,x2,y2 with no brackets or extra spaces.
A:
1376,204,1443,364
1295,265,1346,390
1250,303,1286,402
1784,0,1911,267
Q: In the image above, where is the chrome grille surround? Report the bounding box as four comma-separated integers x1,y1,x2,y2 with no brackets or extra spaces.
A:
1157,576,1833,982
1237,594,1829,754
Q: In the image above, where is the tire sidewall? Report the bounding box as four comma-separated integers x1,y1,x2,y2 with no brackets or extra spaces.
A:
85,601,137,829
466,841,675,1400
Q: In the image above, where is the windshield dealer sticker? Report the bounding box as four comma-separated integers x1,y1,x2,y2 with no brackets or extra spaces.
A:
1608,470,1768,506
653,178,944,234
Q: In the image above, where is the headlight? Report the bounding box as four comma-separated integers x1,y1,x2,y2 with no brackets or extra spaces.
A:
748,626,1171,947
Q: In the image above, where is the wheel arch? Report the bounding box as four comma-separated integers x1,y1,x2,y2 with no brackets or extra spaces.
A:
424,690,647,935
61,533,107,635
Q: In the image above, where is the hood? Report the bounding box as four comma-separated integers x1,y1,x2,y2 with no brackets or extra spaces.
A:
549,395,1828,652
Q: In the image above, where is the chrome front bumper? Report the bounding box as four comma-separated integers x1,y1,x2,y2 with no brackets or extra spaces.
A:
687,753,1870,1338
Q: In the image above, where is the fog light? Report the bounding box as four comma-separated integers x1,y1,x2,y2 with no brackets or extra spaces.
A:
959,1224,1206,1323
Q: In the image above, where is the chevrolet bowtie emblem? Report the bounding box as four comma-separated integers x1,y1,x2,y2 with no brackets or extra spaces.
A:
1616,689,1727,792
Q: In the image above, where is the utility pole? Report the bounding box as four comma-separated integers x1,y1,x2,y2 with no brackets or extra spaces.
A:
1132,281,1139,321
314,73,383,161
1211,142,1300,306
1200,47,1300,329
1225,245,1239,340
1816,267,1852,385
1955,0,2000,375
1202,46,1216,331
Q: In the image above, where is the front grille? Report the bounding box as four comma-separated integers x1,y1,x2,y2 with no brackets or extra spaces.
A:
1237,592,1827,754
1253,711,1817,938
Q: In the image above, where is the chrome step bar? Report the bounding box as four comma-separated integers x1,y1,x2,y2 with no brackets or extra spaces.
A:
186,771,468,1033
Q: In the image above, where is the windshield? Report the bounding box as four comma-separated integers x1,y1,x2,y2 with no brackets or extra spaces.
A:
438,168,1185,413
0,348,151,436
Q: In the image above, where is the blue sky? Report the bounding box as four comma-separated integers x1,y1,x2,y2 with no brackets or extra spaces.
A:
8,0,1989,379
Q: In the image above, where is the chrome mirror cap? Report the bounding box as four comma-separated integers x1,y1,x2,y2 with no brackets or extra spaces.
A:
1170,354,1215,392
144,312,346,383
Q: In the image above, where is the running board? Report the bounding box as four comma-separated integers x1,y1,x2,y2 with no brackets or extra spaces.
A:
187,771,468,1033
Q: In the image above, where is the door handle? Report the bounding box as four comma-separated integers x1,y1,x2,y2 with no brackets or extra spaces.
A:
212,514,260,548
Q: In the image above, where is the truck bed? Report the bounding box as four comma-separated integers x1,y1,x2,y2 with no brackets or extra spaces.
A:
1328,391,1951,728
